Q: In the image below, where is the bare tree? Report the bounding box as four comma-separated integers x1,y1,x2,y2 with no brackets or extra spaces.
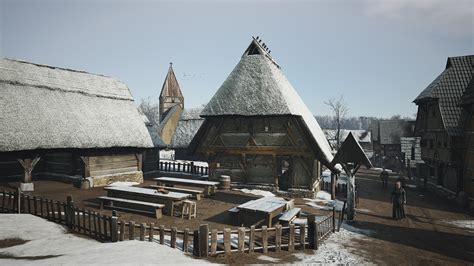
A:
324,95,349,150
138,97,160,127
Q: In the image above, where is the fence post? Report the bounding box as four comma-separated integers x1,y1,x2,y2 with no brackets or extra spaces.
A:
119,221,125,241
338,201,347,232
171,227,177,248
307,214,316,249
275,224,282,252
193,229,200,256
332,206,336,233
149,223,154,242
289,224,295,251
199,224,209,257
249,225,255,253
210,229,217,256
314,221,319,250
16,188,21,214
129,221,135,240
66,195,75,229
262,226,268,253
300,224,306,250
183,228,190,253
223,228,231,255
238,227,245,253
140,223,146,241
111,215,118,242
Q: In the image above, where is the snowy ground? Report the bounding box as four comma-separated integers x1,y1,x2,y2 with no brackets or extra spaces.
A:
0,214,210,265
304,190,345,211
108,181,139,187
233,188,275,197
442,219,474,232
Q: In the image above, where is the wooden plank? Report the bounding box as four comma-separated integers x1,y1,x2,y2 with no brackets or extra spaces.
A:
198,225,208,256
224,228,231,255
238,227,245,253
90,166,138,177
314,221,319,250
249,225,255,253
262,226,268,253
171,227,177,248
46,199,51,220
148,223,154,242
183,228,190,253
140,223,146,241
300,225,306,250
98,214,103,239
57,201,62,223
210,229,217,256
89,154,136,165
159,225,165,244
289,224,295,251
111,216,118,242
275,224,282,251
119,221,125,241
103,214,108,239
86,210,91,236
128,221,135,240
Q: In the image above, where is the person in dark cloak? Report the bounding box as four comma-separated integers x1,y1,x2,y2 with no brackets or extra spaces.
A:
391,181,406,220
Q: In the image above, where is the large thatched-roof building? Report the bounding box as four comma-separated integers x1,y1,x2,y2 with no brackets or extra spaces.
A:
0,58,160,188
189,37,335,197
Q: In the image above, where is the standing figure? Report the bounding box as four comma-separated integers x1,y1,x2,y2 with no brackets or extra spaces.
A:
391,181,406,220
380,168,389,189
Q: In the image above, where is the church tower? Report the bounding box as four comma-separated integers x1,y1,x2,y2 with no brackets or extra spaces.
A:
159,63,184,121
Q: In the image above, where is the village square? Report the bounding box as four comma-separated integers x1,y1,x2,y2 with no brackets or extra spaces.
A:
0,0,473,265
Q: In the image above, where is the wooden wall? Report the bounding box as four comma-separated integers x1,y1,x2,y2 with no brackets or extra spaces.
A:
88,154,139,177
143,149,159,174
463,111,474,198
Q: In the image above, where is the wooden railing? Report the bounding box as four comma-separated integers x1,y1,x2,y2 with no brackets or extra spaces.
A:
0,189,338,257
321,181,347,197
159,161,209,176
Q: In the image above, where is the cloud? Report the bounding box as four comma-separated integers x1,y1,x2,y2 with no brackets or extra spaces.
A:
363,0,474,36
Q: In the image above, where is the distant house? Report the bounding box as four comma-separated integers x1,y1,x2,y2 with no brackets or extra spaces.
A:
189,37,336,197
413,55,474,199
323,129,372,157
0,58,160,188
369,119,415,171
461,76,474,208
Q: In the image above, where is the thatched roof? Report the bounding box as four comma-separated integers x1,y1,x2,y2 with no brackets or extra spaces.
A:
200,38,334,167
0,58,155,152
170,108,204,148
331,132,372,168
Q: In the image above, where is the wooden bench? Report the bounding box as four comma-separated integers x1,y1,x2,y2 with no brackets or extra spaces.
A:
279,207,301,225
98,196,165,219
147,185,204,201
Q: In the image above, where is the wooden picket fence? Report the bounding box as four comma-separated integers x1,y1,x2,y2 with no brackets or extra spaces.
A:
321,181,347,197
159,161,208,176
0,189,338,257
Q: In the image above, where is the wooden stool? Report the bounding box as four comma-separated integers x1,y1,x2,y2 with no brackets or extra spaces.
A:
181,200,197,219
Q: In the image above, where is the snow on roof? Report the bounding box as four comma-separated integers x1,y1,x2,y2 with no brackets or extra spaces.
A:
0,58,154,152
170,108,204,148
201,39,334,166
323,130,372,143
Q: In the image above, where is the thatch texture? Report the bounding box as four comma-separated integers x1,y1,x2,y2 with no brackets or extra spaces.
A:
200,40,333,165
0,58,155,152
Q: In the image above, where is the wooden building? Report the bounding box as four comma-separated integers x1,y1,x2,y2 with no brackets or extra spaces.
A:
461,76,474,208
413,55,474,198
188,38,336,197
0,58,159,188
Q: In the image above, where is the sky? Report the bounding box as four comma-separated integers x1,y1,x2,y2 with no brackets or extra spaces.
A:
1,0,473,118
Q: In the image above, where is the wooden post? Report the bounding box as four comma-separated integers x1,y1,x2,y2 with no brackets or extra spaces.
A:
46,199,51,220
289,224,295,251
314,221,319,250
129,221,135,240
140,223,146,241
26,195,31,213
94,212,99,237
111,216,118,242
1,189,5,212
300,225,306,250
103,214,108,239
66,195,74,228
119,221,125,241
80,156,90,177
193,229,200,256
262,226,268,253
275,224,282,252
136,153,143,172
159,225,165,244
33,196,37,216
332,206,336,233
171,227,177,248
199,224,209,257
338,201,346,232
238,227,245,253
97,214,103,239
148,223,154,242
331,172,336,200
56,201,62,223
307,214,316,249
183,228,190,253
273,154,278,188
249,225,255,253
210,229,217,256
224,228,231,255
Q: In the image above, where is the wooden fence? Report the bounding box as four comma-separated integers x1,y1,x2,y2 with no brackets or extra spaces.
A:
321,181,347,197
159,161,208,177
0,189,338,257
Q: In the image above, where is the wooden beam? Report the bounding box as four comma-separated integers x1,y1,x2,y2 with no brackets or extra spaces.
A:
273,154,278,188
80,156,90,177
197,146,310,155
135,153,143,171
17,155,41,183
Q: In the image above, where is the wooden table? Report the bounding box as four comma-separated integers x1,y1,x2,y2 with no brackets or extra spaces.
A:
237,197,290,227
104,186,191,215
154,177,220,196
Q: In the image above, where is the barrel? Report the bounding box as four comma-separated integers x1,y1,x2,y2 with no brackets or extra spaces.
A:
219,175,231,190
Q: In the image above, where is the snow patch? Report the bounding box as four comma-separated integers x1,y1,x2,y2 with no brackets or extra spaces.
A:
443,220,474,231
257,255,281,262
108,181,139,187
234,188,275,197
0,214,210,265
304,191,345,211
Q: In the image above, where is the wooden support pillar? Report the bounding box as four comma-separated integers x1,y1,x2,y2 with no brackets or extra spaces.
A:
135,153,143,172
17,156,41,191
331,173,336,200
199,224,209,257
273,154,278,189
80,156,90,177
